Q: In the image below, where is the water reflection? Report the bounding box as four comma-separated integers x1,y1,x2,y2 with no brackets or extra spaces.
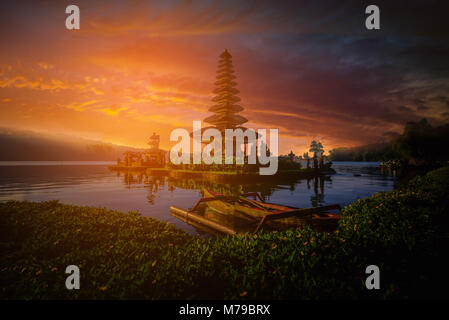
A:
117,169,337,210
0,162,395,234
308,176,328,207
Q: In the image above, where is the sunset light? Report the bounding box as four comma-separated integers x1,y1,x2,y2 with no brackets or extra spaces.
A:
1,0,449,308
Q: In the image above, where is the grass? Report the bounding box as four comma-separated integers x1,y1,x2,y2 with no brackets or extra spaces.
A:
1,167,449,299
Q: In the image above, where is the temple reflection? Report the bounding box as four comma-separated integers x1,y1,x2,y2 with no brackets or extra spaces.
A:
115,169,331,208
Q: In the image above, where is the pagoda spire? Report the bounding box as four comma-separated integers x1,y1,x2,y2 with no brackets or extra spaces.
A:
204,49,248,130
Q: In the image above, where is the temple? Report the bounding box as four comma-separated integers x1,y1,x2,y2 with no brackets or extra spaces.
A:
144,132,165,166
194,49,255,161
117,132,166,168
117,49,254,168
205,49,248,130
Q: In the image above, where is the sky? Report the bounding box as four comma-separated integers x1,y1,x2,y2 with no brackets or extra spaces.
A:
1,0,448,155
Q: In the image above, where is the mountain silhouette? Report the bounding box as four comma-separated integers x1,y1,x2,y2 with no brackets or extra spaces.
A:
0,128,144,161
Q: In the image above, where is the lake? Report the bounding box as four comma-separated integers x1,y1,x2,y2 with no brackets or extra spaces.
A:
0,161,395,235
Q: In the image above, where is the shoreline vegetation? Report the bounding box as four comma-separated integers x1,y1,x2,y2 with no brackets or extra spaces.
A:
329,119,449,165
1,166,448,299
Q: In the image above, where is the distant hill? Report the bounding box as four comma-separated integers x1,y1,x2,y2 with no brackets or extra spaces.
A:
328,119,449,163
0,128,144,161
328,142,397,162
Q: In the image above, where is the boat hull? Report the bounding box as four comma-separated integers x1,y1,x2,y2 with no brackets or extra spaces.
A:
203,189,340,232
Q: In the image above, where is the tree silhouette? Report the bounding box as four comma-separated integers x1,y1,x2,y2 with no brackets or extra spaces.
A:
393,118,449,164
303,152,310,168
309,141,325,169
317,142,325,168
309,141,319,169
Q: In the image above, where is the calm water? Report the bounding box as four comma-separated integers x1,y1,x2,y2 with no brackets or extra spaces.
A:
0,161,395,234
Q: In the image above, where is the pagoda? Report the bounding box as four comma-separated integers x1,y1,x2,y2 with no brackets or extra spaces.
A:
148,132,160,150
143,132,166,167
204,49,248,130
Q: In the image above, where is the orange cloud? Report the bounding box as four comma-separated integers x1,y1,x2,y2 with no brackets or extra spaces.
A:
1,0,447,155
64,100,99,112
38,62,53,70
99,106,128,116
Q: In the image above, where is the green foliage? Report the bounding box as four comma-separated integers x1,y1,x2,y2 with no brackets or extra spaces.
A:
309,141,324,156
1,167,449,299
393,119,449,164
278,157,302,171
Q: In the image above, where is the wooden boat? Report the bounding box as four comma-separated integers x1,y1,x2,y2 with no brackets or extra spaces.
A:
169,189,341,235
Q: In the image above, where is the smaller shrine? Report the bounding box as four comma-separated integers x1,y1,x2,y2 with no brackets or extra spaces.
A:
116,132,166,168
142,133,166,167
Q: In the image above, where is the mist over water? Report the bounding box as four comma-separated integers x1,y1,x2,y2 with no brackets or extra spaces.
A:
0,161,395,235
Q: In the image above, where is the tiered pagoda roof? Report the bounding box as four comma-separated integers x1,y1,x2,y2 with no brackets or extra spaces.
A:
204,49,248,130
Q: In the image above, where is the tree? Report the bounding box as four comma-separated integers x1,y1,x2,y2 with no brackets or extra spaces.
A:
309,140,318,169
393,118,436,164
316,142,325,168
309,141,324,169
327,118,449,163
303,152,310,168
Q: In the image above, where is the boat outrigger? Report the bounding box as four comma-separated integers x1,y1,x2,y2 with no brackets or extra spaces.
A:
170,189,341,235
